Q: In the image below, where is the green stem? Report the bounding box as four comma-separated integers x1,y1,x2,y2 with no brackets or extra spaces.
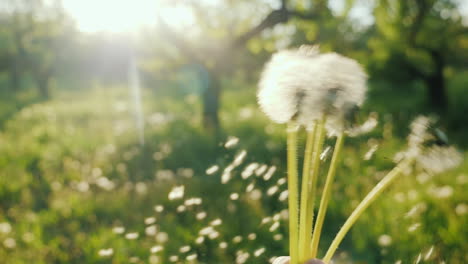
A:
304,117,326,258
322,158,415,263
310,132,345,258
287,122,300,264
298,124,316,261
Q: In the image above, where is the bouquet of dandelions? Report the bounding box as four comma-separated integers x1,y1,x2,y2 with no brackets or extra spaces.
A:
257,45,461,264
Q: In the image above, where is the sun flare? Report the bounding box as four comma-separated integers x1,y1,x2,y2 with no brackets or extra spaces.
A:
61,0,194,33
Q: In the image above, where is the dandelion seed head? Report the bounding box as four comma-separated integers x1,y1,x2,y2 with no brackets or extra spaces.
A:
249,189,262,200
154,205,164,213
233,236,243,243
208,231,220,239
273,234,283,240
196,211,207,220
125,232,139,240
156,232,168,243
179,245,191,253
195,236,205,244
98,248,114,257
145,225,158,236
378,234,392,247
248,233,257,240
230,193,239,200
0,222,12,234
3,238,16,249
236,250,250,264
169,255,179,262
168,186,185,200
258,46,367,129
267,186,279,196
417,146,462,174
186,253,197,261
279,190,288,201
219,241,228,249
145,217,156,225
150,245,163,253
210,218,222,226
177,205,186,212
455,203,468,215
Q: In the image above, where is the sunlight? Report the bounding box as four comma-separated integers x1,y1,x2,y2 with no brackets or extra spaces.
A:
61,0,194,33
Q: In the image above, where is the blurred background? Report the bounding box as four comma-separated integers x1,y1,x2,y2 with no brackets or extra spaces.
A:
0,0,467,263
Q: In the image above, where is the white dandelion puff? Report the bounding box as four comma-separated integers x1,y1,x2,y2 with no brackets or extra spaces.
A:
258,45,367,130
98,248,114,257
168,185,185,200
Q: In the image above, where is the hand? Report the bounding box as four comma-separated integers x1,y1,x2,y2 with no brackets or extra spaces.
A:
272,256,325,264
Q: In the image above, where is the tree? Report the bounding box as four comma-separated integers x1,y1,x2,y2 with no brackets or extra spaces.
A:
371,0,468,111
154,0,324,131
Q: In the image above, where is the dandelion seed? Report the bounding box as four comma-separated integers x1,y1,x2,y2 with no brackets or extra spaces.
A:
246,183,255,192
249,189,262,200
125,232,139,240
208,231,220,239
364,144,379,161
177,205,186,212
255,165,268,176
242,163,259,179
254,247,266,257
95,177,115,191
0,222,12,234
149,255,160,264
145,217,156,225
236,251,250,264
199,226,215,236
154,205,164,213
233,236,243,243
135,182,148,194
185,197,203,206
177,168,194,178
145,225,158,236
279,190,288,201
168,186,185,200
195,236,205,244
3,238,16,249
269,222,280,232
277,177,286,185
455,203,468,215
263,166,276,181
156,232,168,243
428,185,454,199
272,213,281,221
378,234,392,247
417,146,462,174
169,255,179,262
415,253,422,264
221,171,232,184
112,226,125,234
210,219,222,226
267,186,279,196
408,223,421,232
230,193,239,200
405,203,427,218
186,253,197,261
150,245,163,253
248,233,257,240
206,165,219,175
225,136,240,148
98,248,114,257
179,245,191,253
196,211,207,220
233,150,247,166
219,241,228,249
424,246,434,261
261,217,272,225
273,234,283,241
320,146,332,161
155,170,175,181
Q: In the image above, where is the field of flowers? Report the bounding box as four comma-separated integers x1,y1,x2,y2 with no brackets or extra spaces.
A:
0,82,467,263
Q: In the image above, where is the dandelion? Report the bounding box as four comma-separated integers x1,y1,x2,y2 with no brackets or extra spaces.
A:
125,232,139,240
98,248,114,257
168,185,185,200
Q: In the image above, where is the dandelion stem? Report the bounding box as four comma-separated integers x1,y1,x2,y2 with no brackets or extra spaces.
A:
287,122,300,264
310,131,345,258
322,158,415,263
298,123,316,262
305,116,326,258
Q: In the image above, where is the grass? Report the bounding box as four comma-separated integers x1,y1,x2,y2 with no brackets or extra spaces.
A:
0,80,467,263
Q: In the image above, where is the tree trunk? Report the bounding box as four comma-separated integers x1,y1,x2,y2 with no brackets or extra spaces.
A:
37,75,50,99
425,50,447,112
202,72,220,132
